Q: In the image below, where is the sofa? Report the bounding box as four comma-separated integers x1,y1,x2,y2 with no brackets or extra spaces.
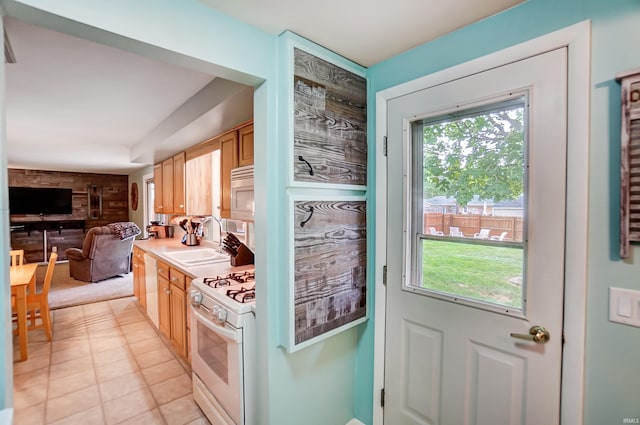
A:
65,222,140,283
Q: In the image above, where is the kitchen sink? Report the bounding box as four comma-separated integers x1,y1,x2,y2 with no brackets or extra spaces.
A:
164,248,229,267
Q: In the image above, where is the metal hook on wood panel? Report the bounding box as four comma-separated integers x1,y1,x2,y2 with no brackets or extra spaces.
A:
300,206,314,227
298,155,314,176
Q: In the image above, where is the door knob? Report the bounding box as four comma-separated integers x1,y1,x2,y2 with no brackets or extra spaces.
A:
510,325,550,344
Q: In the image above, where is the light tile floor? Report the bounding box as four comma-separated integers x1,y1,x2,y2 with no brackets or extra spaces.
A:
13,297,211,425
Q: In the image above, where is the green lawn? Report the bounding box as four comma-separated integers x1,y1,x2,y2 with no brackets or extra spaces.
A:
421,239,523,308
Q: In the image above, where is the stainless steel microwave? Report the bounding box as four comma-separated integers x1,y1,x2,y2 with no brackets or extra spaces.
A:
230,165,254,221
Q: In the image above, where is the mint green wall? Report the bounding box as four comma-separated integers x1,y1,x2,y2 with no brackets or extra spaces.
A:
0,1,362,424
363,0,640,423
261,31,368,425
0,12,13,409
7,0,639,423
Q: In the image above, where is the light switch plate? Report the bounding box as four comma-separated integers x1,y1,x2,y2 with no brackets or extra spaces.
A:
609,287,640,327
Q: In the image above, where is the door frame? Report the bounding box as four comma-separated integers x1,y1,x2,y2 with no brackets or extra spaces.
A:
373,20,591,425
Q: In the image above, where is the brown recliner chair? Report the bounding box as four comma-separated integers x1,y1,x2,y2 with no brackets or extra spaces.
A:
65,223,140,283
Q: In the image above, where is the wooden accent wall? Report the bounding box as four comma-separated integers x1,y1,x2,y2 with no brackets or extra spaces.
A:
8,169,129,262
8,169,129,227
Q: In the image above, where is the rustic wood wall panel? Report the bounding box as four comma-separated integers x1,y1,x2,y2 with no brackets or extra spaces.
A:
8,169,129,226
293,48,367,186
629,119,640,242
293,200,366,345
8,169,129,262
618,71,640,258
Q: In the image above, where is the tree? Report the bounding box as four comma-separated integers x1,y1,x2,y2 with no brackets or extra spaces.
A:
422,107,524,207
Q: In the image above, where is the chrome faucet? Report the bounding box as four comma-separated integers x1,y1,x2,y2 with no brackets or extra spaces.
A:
211,216,224,252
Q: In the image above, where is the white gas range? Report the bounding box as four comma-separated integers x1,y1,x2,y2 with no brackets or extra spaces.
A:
189,270,256,425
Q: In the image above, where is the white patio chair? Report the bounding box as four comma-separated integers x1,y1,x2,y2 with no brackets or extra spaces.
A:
449,226,464,237
428,227,444,236
473,228,491,239
490,231,508,241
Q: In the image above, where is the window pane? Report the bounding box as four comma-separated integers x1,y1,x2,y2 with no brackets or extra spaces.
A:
420,239,523,309
413,97,526,310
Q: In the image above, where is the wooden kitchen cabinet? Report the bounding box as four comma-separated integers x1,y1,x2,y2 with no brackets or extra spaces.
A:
157,261,171,338
132,247,146,311
219,129,239,218
169,267,187,357
185,152,213,216
154,153,186,215
238,123,254,166
153,163,164,213
186,275,192,362
158,275,171,338
170,283,187,357
162,158,174,216
156,260,188,358
173,152,186,215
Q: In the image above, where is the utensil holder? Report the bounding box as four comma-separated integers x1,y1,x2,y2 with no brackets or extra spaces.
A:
185,233,199,246
230,243,254,266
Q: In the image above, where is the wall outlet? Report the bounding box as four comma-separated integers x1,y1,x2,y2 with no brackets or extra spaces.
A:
609,287,640,327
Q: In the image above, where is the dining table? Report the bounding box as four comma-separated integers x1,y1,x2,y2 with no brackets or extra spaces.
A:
10,263,38,361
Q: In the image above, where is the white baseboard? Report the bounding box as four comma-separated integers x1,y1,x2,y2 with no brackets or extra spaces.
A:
346,419,366,425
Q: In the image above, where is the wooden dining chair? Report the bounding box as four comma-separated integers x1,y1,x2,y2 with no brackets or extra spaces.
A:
10,249,25,266
25,252,58,340
9,249,25,317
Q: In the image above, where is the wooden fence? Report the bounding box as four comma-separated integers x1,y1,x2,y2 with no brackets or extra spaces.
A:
424,213,523,242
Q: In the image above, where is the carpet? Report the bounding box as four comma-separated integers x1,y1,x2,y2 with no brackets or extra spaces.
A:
35,261,134,310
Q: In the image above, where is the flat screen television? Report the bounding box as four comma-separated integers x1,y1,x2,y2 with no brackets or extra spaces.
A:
9,187,73,215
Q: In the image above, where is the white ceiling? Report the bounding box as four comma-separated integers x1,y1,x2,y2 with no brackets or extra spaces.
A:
4,0,523,175
198,0,524,67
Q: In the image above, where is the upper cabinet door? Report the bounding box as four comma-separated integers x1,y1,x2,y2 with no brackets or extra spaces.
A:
162,158,174,215
173,152,186,215
238,124,254,167
293,47,367,187
153,163,164,214
220,130,239,218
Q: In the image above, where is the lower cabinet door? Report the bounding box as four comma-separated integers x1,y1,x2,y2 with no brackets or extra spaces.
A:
158,277,171,339
170,285,187,357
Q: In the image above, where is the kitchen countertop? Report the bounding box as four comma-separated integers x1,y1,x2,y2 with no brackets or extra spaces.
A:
133,238,254,278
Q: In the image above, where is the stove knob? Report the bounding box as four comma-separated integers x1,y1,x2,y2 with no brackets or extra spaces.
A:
189,290,203,306
212,305,228,323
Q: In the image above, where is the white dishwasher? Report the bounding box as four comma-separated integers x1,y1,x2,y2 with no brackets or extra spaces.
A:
143,253,159,328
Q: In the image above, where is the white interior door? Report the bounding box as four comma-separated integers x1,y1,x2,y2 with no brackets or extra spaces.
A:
384,48,567,425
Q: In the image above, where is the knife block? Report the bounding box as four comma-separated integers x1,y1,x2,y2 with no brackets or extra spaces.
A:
230,243,254,266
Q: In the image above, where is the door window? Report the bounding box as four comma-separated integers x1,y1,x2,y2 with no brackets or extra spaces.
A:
409,97,527,312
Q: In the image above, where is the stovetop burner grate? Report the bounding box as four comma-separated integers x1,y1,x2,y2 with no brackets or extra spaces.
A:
226,286,256,303
203,277,232,288
201,270,255,289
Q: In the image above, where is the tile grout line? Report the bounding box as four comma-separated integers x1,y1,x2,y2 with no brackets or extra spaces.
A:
15,297,205,425
125,300,186,424
43,310,55,425
91,304,109,425
109,297,163,424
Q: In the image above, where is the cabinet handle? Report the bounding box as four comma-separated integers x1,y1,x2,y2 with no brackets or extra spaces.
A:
300,206,314,227
297,155,314,176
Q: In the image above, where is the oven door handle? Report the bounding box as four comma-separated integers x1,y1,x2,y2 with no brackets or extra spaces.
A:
192,306,243,343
